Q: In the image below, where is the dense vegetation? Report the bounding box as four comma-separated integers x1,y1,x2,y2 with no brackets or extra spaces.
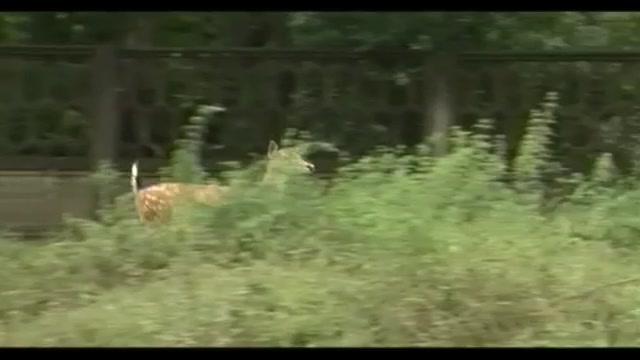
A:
4,12,640,50
2,12,640,346
0,94,639,346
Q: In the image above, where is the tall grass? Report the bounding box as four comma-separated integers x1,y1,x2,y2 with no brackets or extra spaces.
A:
2,94,640,346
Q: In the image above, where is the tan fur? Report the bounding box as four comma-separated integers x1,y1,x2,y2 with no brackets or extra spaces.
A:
132,140,314,223
134,182,230,223
262,140,315,187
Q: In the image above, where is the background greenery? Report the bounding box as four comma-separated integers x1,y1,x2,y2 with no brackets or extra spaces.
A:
0,94,639,346
1,12,640,346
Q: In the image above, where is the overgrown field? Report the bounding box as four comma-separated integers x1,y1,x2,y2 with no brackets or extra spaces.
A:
2,95,640,346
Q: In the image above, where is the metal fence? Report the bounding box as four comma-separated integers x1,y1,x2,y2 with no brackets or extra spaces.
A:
2,45,640,228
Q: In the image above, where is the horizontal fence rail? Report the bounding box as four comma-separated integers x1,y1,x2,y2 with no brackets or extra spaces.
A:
0,44,639,229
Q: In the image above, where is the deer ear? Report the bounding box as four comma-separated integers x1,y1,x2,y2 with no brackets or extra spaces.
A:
267,140,279,157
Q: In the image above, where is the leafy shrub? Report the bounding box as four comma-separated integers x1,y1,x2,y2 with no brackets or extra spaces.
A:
2,95,640,346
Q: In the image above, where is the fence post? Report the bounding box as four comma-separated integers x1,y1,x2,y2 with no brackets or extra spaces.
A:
423,51,457,156
89,43,119,218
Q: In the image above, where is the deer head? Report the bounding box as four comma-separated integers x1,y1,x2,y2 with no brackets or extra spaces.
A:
262,140,315,186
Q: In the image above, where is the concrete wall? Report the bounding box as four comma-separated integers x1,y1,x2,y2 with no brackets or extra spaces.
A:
0,172,163,229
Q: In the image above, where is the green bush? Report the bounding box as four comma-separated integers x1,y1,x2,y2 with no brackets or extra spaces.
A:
2,95,640,346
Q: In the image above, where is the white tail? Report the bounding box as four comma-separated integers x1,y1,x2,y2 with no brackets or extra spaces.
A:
131,161,139,194
132,140,314,223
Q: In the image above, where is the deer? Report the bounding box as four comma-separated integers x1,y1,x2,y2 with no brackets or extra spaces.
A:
131,140,315,223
